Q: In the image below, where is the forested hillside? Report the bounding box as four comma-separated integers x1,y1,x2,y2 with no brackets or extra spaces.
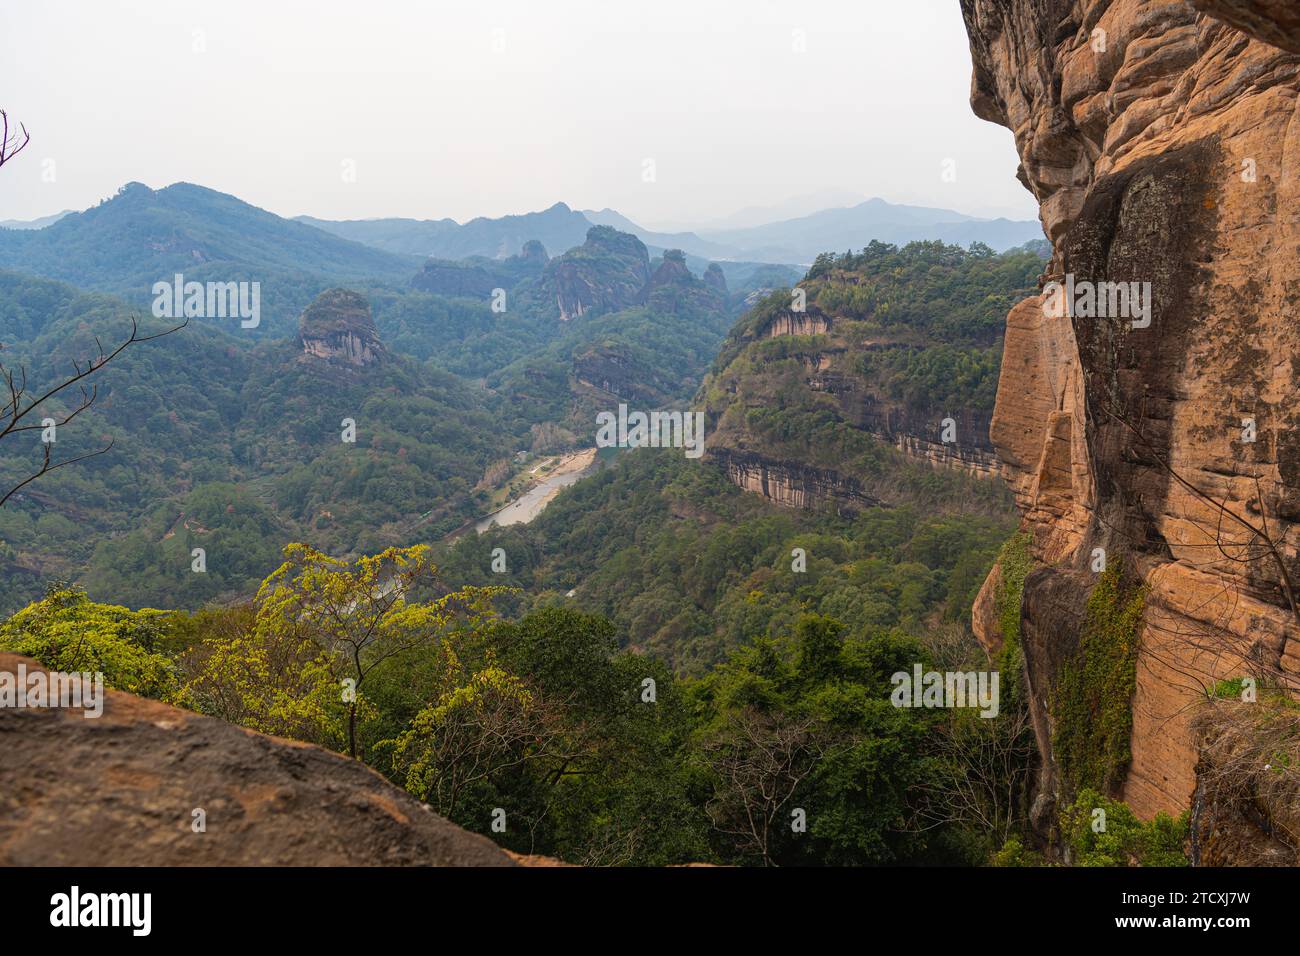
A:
0,196,1095,868
1,558,1043,866
0,215,762,611
0,277,526,610
0,182,422,334
436,448,1012,671
700,240,1046,511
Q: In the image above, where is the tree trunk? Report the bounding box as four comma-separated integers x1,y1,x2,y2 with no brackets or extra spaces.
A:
348,703,357,759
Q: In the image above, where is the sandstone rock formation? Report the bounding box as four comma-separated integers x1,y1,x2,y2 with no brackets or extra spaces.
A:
573,345,688,406
556,245,727,412
764,307,831,339
533,226,651,321
298,288,386,367
712,448,880,513
704,262,728,294
1191,0,1300,53
517,238,550,266
638,249,727,315
410,259,505,297
700,255,1020,513
646,249,693,287
0,653,513,866
962,0,1300,857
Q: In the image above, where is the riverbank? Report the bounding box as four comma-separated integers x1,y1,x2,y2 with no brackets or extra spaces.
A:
472,448,598,533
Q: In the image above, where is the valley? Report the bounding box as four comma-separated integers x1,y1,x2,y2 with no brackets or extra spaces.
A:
3,0,1299,877
0,179,1040,866
473,447,599,532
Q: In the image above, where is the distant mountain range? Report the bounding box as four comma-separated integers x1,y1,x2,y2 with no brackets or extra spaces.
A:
645,188,869,232
689,198,1044,263
4,188,1043,259
0,183,801,337
0,182,420,292
0,183,1044,333
0,211,73,230
305,197,1043,265
298,202,594,261
0,182,423,331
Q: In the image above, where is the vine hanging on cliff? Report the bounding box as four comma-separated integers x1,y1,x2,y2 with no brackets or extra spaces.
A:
1052,561,1146,796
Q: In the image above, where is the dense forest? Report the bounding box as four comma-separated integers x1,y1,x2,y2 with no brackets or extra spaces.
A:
0,214,1190,865
0,196,755,612
0,538,1186,866
437,448,1013,671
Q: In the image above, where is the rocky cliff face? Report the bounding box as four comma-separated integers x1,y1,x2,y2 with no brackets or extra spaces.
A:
699,247,1034,513
704,262,728,294
532,226,651,321
962,0,1300,857
516,238,550,267
299,288,386,366
712,448,880,513
557,245,729,415
572,345,693,406
0,653,513,865
763,307,832,339
639,249,727,315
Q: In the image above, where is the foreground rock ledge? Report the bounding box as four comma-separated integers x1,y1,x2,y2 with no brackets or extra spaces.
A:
0,653,514,866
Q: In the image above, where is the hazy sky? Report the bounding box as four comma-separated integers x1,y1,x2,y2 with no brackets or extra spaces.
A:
0,0,1039,227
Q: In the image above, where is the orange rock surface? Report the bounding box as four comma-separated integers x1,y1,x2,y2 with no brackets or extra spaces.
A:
962,0,1300,822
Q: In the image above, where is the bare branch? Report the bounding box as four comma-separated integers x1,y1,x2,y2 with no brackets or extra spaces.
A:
0,110,31,168
0,316,186,506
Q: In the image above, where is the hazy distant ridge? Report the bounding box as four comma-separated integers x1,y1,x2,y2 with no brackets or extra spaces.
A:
304,197,1044,264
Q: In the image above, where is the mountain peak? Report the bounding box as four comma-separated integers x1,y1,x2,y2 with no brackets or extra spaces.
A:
298,288,385,367
532,226,651,321
517,239,549,264
110,181,154,203
652,248,691,280
703,262,727,293
584,224,648,257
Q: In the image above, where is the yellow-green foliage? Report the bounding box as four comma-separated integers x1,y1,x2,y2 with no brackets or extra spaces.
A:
175,623,344,745
179,543,504,755
990,837,1047,867
1053,562,1145,794
0,584,181,699
381,646,547,815
1061,788,1188,866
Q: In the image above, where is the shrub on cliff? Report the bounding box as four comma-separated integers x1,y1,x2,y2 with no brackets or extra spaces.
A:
1053,561,1145,795
1061,788,1188,867
993,531,1032,703
1193,696,1300,861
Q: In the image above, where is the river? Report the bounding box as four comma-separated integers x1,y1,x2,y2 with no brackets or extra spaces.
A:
473,449,598,533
